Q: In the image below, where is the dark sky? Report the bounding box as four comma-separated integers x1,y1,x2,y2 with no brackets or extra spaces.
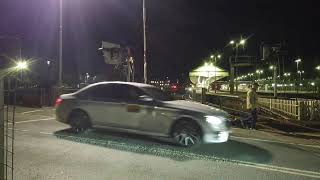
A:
1,0,320,81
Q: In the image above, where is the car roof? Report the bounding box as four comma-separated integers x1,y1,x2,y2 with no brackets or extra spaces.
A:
85,81,155,89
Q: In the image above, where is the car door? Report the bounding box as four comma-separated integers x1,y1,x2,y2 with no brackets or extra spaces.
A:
109,84,147,130
136,87,179,135
76,83,124,127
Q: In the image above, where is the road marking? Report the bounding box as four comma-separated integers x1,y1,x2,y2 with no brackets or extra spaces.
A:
20,109,44,114
54,134,320,179
11,128,320,178
14,117,55,124
231,135,320,149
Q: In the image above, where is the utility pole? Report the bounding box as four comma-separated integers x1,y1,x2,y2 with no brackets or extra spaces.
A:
143,0,147,84
273,66,277,98
58,0,63,87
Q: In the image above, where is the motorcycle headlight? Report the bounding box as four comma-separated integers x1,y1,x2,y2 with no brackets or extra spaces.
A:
205,116,223,125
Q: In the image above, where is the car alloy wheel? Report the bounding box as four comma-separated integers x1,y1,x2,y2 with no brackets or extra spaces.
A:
173,121,201,147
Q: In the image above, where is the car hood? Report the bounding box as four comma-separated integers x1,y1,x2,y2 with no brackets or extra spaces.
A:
163,100,228,117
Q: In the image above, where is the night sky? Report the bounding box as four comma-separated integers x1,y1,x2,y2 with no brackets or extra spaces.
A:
1,0,320,82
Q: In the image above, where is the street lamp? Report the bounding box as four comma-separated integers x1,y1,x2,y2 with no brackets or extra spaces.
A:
210,54,222,93
295,59,302,73
15,61,28,83
58,0,63,87
229,38,246,94
316,66,320,71
240,39,246,45
256,70,263,80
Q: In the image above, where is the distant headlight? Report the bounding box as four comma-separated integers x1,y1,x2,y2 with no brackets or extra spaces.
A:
205,116,223,125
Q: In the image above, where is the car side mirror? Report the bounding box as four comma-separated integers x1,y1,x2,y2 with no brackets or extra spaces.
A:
139,95,154,102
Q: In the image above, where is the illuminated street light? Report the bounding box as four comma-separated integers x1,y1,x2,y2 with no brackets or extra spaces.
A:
269,65,275,70
284,73,291,77
316,66,320,70
256,70,263,74
230,40,235,45
217,54,221,59
295,59,301,63
15,61,29,83
240,39,246,45
210,55,214,59
311,82,315,86
16,61,28,70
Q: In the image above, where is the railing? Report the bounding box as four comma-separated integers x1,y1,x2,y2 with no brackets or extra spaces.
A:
258,98,320,121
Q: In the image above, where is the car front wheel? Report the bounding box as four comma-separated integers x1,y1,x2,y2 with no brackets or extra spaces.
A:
172,120,201,147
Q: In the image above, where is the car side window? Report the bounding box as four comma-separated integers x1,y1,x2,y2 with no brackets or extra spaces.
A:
82,84,114,101
113,84,144,102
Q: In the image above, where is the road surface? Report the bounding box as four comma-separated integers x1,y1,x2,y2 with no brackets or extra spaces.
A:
5,107,320,180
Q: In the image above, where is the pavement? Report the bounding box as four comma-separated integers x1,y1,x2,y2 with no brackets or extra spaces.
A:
3,106,320,180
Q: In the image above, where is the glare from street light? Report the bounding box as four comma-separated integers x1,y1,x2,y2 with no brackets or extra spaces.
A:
295,59,301,63
16,61,28,70
230,40,235,45
316,66,320,70
256,70,263,74
240,39,246,45
217,54,221,59
269,65,274,70
210,55,214,59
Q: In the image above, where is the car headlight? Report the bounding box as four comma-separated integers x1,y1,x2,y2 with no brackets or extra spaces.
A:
205,116,223,125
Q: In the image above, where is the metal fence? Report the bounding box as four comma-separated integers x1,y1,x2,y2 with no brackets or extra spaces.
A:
258,98,320,121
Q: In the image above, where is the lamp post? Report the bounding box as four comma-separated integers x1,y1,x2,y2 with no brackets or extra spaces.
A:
269,65,277,98
210,54,221,93
58,0,63,87
229,38,246,93
47,60,51,82
316,66,320,93
295,59,302,93
284,72,291,92
143,0,148,84
256,69,263,81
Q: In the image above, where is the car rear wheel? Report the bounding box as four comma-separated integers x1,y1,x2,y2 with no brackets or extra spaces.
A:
69,110,91,133
172,120,201,147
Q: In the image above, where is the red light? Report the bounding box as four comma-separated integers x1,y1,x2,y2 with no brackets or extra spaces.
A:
171,85,177,89
55,98,63,106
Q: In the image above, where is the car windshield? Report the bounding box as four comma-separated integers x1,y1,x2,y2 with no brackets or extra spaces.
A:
142,87,174,101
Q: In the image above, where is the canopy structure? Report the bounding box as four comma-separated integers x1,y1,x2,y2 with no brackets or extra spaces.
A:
189,63,229,88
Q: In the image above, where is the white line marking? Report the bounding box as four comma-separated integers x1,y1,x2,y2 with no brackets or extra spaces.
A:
11,128,320,178
231,135,320,149
21,109,44,114
14,117,55,124
236,162,320,178
57,134,320,178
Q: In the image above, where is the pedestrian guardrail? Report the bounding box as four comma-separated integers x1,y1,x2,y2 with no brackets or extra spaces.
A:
258,98,320,121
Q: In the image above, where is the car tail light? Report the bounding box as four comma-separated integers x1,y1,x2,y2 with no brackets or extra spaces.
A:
55,97,63,107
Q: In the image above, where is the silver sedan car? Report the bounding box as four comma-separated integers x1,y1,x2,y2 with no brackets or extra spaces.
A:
56,81,231,147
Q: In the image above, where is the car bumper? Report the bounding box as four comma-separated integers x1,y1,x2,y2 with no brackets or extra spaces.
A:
203,131,229,143
55,106,69,124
